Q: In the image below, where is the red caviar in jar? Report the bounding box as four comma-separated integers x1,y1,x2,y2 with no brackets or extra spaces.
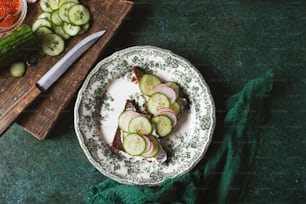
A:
0,0,21,28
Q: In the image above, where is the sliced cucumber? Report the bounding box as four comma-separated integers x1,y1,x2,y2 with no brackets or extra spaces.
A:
32,19,52,32
62,22,81,36
139,74,161,96
128,115,153,135
34,0,91,59
118,111,141,132
141,135,160,158
40,0,52,12
42,33,65,56
68,4,91,25
147,93,171,115
53,25,71,39
58,0,79,7
51,10,63,26
170,102,181,116
59,2,76,22
35,26,53,41
123,134,146,156
37,12,51,21
49,0,59,10
151,115,173,137
10,62,26,78
78,22,90,35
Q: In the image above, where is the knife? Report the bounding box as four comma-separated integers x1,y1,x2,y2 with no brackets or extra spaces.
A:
0,30,106,136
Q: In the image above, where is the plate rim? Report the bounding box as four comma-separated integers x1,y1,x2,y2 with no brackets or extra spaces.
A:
74,45,216,185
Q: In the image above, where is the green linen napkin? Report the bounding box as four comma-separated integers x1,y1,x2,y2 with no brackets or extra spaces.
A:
86,70,274,204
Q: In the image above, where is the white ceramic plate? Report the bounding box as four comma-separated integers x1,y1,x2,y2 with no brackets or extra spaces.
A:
74,46,215,186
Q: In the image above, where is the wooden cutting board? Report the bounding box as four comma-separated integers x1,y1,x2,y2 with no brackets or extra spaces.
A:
0,0,133,140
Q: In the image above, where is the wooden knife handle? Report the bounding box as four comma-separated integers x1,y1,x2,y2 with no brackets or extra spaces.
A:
0,85,41,136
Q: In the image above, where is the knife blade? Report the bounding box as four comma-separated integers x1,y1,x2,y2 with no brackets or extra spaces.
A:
0,30,107,136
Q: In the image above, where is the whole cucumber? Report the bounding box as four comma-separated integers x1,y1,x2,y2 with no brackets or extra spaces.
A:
0,24,39,68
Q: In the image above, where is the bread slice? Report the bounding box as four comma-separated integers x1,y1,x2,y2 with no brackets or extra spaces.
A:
131,66,145,83
111,66,170,163
112,99,137,150
112,67,145,150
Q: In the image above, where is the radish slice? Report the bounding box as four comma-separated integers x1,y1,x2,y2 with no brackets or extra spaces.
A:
156,107,178,126
118,111,141,132
142,135,153,154
152,83,177,104
141,136,155,158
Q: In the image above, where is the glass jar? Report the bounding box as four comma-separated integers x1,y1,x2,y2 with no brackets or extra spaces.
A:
0,0,27,33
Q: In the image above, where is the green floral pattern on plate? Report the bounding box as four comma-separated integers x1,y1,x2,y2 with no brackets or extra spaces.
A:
74,46,215,186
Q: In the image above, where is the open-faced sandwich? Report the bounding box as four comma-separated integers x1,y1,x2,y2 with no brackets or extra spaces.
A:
111,66,188,163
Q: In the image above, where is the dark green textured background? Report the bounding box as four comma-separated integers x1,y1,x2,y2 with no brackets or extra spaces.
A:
1,0,305,203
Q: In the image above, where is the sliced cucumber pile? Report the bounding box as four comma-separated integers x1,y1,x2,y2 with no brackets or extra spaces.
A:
123,134,160,157
118,111,152,135
118,110,159,157
33,0,91,56
140,74,183,136
118,110,141,132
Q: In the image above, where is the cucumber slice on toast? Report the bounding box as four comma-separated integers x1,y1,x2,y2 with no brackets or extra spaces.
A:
170,102,181,116
118,111,141,132
151,115,173,137
128,115,153,135
147,93,171,115
123,134,146,156
139,74,161,96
